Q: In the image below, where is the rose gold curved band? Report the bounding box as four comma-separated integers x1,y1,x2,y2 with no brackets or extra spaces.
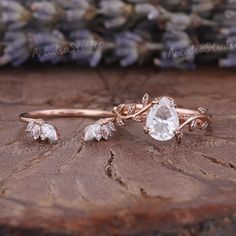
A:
19,106,203,122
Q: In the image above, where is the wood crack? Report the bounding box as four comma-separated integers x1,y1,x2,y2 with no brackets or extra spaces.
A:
140,187,171,200
0,138,22,149
56,143,84,175
0,147,54,193
202,154,236,171
160,159,219,190
104,150,128,189
0,133,84,193
1,67,236,235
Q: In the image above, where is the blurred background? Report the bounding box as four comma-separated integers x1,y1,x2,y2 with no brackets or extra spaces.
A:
0,0,236,69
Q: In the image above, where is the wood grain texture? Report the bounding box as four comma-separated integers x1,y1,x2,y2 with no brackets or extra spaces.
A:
0,66,236,236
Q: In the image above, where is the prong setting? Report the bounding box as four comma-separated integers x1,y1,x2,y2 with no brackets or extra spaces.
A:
175,130,184,144
142,93,150,107
168,97,176,108
143,126,151,134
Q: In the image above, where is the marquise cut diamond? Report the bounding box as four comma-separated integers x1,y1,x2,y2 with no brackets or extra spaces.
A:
146,97,179,141
84,124,102,141
40,123,58,143
26,121,58,143
84,121,116,141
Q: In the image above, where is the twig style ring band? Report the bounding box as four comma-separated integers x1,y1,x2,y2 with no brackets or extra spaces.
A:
19,94,212,144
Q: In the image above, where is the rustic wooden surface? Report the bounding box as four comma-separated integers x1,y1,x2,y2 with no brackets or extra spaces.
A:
0,66,236,236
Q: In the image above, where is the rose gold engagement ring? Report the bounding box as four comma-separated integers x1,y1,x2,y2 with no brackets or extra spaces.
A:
19,94,212,144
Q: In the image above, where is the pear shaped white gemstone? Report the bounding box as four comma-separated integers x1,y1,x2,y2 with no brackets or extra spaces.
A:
146,97,179,141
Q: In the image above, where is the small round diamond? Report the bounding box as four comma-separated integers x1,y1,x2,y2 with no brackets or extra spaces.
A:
146,97,179,141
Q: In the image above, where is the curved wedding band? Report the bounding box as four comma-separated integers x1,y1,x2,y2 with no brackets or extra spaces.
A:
19,94,212,144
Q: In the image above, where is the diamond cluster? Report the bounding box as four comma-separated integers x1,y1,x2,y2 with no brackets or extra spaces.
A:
84,121,116,141
26,121,58,143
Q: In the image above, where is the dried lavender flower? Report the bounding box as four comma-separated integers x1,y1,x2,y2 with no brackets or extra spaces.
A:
69,30,104,67
0,0,235,68
0,0,31,30
99,0,133,28
31,1,61,23
134,3,160,20
0,31,31,66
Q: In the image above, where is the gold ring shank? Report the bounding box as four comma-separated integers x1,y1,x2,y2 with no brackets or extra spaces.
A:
20,106,206,122
19,109,114,123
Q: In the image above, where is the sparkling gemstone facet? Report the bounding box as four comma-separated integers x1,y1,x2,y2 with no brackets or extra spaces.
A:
100,121,116,140
84,121,116,141
30,123,41,140
40,123,58,143
84,124,102,141
26,121,35,132
26,121,58,143
146,97,179,141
